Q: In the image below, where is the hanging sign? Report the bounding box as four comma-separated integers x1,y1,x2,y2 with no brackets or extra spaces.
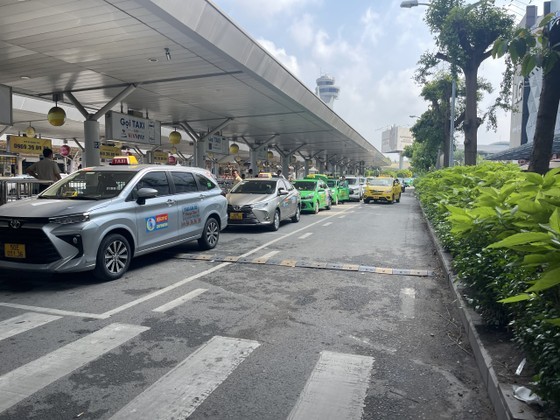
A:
105,111,161,146
205,135,226,155
7,136,52,155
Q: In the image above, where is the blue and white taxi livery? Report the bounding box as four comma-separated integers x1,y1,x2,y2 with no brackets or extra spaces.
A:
0,157,228,280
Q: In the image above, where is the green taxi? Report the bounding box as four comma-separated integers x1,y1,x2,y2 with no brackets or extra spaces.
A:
363,177,402,204
292,179,331,213
326,178,350,204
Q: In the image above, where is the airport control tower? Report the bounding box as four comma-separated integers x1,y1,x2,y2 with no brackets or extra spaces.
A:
315,75,339,109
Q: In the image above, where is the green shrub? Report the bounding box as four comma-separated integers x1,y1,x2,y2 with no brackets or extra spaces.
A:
415,163,560,407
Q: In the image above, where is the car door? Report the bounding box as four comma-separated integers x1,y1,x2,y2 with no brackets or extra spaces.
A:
318,181,328,207
192,172,223,235
133,170,179,252
170,170,203,241
279,179,296,219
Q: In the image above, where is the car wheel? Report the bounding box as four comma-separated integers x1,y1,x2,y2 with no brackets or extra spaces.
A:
313,201,319,214
269,209,281,231
291,206,301,223
390,195,395,204
94,233,131,281
364,198,370,204
198,217,220,250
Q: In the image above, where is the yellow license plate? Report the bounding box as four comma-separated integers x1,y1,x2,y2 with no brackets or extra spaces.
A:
230,212,243,220
5,243,26,259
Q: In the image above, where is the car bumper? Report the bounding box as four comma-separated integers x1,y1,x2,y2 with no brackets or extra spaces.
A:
227,209,274,225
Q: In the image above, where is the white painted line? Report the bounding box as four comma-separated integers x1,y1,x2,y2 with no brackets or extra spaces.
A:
338,215,346,219
287,351,374,420
0,323,148,414
153,288,208,313
400,287,416,319
323,222,332,227
298,232,313,239
0,303,108,319
259,250,280,259
110,336,260,420
101,262,230,317
0,312,61,341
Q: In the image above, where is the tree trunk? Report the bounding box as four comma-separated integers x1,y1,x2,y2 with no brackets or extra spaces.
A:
443,85,451,168
528,60,560,175
463,65,479,165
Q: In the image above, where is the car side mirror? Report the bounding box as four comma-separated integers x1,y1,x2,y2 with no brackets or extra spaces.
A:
136,187,158,204
278,188,288,196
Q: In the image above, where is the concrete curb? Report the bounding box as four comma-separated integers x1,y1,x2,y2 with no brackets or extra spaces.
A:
419,201,538,420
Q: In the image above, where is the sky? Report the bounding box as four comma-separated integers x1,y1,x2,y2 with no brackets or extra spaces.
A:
211,0,549,160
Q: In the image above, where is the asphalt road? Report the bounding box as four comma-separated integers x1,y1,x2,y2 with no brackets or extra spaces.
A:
0,189,495,419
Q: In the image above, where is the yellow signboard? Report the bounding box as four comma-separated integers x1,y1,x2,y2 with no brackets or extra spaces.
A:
100,145,121,160
154,151,168,164
7,136,53,156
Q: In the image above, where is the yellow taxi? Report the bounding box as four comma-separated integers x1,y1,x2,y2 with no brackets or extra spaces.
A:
363,177,401,204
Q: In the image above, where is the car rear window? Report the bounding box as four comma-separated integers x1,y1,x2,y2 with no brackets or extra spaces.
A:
172,171,198,193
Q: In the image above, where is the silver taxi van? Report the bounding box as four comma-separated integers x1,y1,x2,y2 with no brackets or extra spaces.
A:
0,157,228,281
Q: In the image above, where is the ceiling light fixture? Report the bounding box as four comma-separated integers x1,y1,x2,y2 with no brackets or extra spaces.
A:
165,48,171,61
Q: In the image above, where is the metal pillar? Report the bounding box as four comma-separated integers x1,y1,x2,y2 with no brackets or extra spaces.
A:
196,139,206,169
304,159,310,177
84,120,100,167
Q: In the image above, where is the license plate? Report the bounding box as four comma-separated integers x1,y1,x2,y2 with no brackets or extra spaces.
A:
230,212,243,220
4,243,26,259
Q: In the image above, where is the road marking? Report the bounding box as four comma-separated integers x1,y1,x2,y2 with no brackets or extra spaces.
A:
279,259,297,267
338,215,346,219
153,288,208,313
323,222,332,226
0,312,61,341
110,336,260,420
287,351,374,420
400,287,416,319
251,250,280,264
0,303,108,320
298,232,313,239
0,323,148,414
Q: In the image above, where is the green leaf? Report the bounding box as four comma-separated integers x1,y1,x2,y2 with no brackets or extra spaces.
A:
545,318,560,327
525,172,544,185
499,293,532,303
550,209,560,233
526,267,560,292
521,54,537,76
487,232,551,249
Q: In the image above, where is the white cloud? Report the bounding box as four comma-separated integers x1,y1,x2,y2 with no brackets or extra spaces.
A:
224,0,322,19
360,7,383,45
289,14,316,48
257,38,301,78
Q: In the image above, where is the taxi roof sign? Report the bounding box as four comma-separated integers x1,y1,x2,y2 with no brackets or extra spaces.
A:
110,155,139,165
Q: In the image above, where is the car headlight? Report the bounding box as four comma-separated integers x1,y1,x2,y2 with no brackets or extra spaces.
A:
49,213,90,224
251,201,268,209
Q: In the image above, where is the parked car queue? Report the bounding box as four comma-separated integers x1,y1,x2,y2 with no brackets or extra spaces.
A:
0,160,403,281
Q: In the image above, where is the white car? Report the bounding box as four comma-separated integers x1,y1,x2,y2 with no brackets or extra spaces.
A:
345,176,366,201
0,159,228,281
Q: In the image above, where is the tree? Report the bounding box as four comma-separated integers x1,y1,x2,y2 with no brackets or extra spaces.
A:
493,13,560,175
408,110,443,173
421,0,514,165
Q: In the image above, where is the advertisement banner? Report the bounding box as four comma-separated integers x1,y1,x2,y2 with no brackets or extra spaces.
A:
105,111,161,146
7,136,52,155
255,145,267,161
153,151,168,164
100,145,121,160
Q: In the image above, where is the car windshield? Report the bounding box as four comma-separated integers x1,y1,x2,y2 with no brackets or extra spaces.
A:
293,181,316,191
368,178,392,186
230,180,277,194
346,178,357,185
39,170,136,200
326,180,336,187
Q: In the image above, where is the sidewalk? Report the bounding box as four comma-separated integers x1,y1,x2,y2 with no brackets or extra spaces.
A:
420,202,541,420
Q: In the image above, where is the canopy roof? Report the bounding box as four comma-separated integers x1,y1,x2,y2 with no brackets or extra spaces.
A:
486,136,560,160
0,0,389,167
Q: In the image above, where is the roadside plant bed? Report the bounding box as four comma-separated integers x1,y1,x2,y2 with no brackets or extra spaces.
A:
415,162,560,411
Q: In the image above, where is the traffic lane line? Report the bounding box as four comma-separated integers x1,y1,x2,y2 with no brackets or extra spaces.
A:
152,288,208,313
287,350,374,420
0,312,61,341
0,323,149,414
109,336,260,420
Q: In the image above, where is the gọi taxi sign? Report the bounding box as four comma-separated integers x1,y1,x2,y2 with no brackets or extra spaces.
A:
7,136,53,155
